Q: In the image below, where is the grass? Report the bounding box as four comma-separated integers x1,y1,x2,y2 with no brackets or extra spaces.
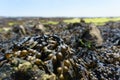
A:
42,21,58,25
63,18,80,23
63,17,120,25
0,28,11,32
8,22,17,26
7,17,118,26
84,17,120,25
46,21,58,25
0,28,3,32
3,27,11,31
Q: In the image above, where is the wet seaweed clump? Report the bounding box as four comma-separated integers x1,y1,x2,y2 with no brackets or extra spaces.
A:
0,34,81,80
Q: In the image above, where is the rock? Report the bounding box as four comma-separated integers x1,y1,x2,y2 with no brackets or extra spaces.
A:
80,18,88,27
81,23,103,47
12,25,25,35
34,22,46,33
58,21,67,28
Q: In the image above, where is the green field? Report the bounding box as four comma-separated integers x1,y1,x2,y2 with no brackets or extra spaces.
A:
63,17,120,25
42,17,120,25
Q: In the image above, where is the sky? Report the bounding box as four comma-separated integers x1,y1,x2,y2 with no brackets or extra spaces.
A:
0,0,120,17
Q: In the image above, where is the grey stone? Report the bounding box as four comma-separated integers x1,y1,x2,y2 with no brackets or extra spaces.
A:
81,23,103,47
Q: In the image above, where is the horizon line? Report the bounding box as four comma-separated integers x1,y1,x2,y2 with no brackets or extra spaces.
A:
0,16,120,18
